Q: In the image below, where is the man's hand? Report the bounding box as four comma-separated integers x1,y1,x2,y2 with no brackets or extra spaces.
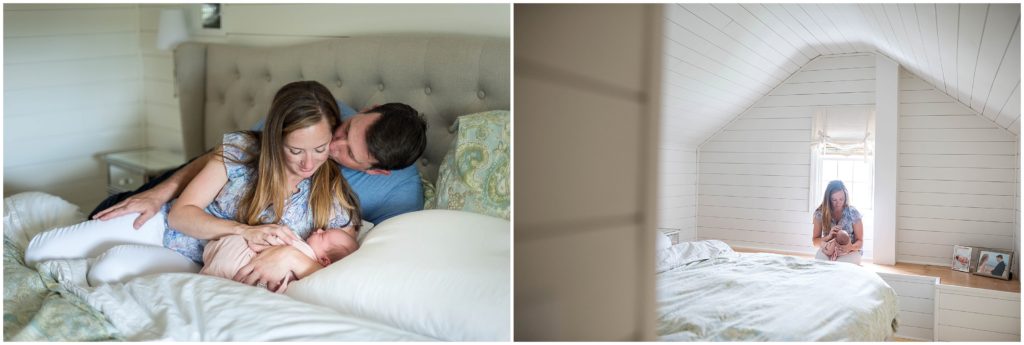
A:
92,189,167,229
233,245,301,291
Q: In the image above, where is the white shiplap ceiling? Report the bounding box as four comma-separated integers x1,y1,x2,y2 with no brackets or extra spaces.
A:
662,3,1021,148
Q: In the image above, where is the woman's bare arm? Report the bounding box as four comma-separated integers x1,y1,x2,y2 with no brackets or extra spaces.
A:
846,219,865,252
168,155,300,245
811,217,825,248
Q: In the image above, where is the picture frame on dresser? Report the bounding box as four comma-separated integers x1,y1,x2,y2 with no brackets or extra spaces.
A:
952,245,972,272
971,248,1013,280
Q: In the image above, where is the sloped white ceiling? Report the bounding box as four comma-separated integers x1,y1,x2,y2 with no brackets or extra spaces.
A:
662,3,1021,148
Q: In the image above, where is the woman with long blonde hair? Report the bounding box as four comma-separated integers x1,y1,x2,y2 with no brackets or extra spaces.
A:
26,81,360,290
811,180,864,265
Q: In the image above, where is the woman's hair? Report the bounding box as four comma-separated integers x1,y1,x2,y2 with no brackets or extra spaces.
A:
227,81,361,231
816,180,850,229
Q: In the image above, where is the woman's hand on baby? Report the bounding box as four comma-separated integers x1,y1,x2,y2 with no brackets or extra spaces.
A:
241,224,300,251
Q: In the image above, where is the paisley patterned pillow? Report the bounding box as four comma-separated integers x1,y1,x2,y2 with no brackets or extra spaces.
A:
426,110,510,219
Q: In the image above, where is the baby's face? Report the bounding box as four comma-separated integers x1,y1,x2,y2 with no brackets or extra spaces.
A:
306,229,359,266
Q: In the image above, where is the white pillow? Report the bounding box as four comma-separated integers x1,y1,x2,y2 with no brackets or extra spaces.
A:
4,192,84,249
286,209,510,341
354,220,374,243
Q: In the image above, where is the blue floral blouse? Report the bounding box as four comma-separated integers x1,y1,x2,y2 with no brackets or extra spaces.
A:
814,205,862,244
162,132,352,264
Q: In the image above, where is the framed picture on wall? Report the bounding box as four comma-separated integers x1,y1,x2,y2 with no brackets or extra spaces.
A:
952,245,972,272
971,248,1014,280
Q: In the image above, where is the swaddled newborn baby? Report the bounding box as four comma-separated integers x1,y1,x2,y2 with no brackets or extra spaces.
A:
821,228,851,261
200,228,358,292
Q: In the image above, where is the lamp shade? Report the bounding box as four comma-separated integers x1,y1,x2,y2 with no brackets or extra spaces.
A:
156,9,189,51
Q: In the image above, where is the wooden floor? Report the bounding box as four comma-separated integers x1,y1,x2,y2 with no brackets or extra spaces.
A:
734,247,1020,293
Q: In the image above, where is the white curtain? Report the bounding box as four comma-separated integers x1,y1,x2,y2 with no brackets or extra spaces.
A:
812,106,875,156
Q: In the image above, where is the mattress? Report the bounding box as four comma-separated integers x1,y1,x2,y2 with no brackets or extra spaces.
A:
656,240,899,341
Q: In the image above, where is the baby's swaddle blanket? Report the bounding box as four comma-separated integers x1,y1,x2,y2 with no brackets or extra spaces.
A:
201,235,317,293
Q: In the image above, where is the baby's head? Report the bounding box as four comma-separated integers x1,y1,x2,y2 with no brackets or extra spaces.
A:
833,230,850,245
306,228,359,267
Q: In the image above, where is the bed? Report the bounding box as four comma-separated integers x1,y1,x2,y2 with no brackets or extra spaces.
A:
655,240,899,341
3,35,510,341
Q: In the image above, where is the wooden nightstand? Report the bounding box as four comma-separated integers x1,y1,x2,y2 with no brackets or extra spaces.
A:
102,149,186,195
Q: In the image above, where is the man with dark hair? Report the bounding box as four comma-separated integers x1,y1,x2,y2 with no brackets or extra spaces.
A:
361,103,428,171
91,100,428,228
991,255,1007,277
90,99,428,289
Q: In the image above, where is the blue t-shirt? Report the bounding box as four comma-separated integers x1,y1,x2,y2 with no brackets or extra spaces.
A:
253,99,424,225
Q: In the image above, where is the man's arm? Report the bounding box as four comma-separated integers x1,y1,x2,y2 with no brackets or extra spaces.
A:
92,148,219,229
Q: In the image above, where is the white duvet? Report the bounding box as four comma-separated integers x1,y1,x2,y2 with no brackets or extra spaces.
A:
656,240,899,341
4,192,433,341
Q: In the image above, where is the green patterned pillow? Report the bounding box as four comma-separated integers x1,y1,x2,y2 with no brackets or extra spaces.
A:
426,110,510,219
421,175,436,208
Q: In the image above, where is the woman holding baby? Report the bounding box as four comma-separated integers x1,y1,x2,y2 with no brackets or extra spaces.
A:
811,180,864,265
25,80,360,291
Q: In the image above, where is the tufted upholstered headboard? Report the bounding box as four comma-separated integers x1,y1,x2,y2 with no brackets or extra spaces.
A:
174,36,509,183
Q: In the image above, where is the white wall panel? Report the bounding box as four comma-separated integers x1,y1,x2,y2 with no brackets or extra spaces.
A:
697,54,873,254
935,285,1021,341
897,70,1019,267
3,5,144,211
657,148,697,242
877,273,938,341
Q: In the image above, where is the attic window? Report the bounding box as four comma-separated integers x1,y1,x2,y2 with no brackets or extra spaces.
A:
809,106,877,258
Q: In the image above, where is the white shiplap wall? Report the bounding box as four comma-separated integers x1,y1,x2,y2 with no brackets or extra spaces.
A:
877,272,939,341
657,146,696,242
661,3,1020,150
896,68,1020,272
138,3,511,153
139,4,184,153
696,53,875,255
4,4,144,210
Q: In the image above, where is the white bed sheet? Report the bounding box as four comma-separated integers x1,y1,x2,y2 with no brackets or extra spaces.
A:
656,240,899,341
6,192,432,341
69,271,432,341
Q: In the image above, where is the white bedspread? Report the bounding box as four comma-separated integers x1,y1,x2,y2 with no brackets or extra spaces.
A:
69,272,432,341
656,240,898,341
7,192,431,341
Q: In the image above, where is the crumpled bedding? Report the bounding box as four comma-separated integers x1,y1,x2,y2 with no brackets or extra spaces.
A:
656,240,899,341
3,192,432,341
4,192,119,341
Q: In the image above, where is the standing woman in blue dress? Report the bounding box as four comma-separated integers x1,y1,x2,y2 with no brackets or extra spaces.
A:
26,81,360,290
811,180,864,265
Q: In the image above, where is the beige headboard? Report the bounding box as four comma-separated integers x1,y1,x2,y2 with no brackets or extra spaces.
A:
174,35,510,183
